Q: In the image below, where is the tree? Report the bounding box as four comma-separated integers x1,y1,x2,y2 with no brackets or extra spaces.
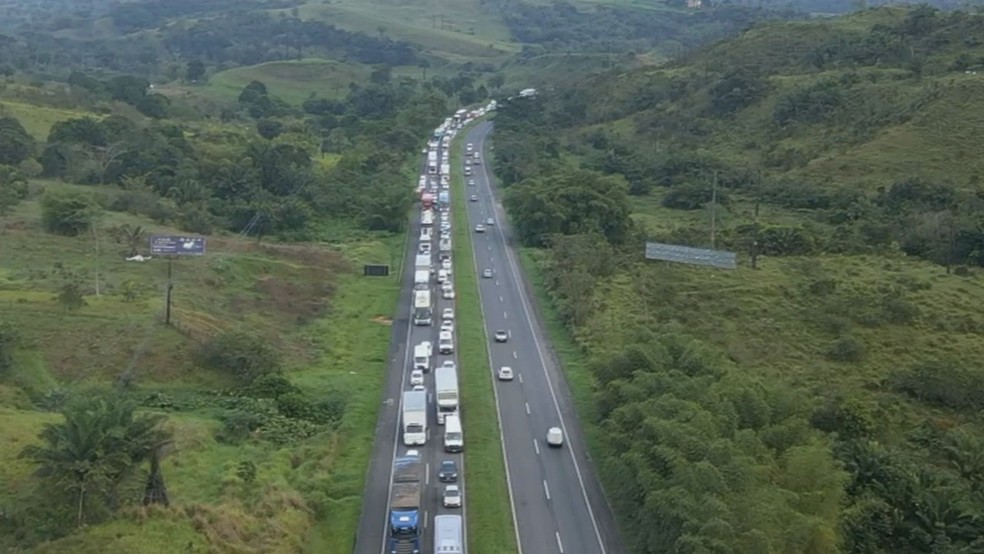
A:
185,59,206,82
57,282,87,313
504,168,632,246
0,320,18,374
0,116,34,165
40,189,100,236
256,118,284,140
19,395,171,526
0,164,29,215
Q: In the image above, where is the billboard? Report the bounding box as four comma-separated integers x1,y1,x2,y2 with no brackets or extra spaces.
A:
645,242,737,270
150,235,207,256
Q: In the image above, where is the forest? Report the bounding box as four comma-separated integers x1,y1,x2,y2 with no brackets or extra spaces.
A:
491,6,984,553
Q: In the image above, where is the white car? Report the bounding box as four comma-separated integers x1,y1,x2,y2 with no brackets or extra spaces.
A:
441,321,454,334
440,360,456,372
413,385,426,392
468,179,476,186
442,308,454,320
486,218,494,226
443,485,462,508
470,195,478,202
475,224,485,233
482,269,493,279
546,427,564,448
410,369,424,386
442,288,455,300
442,259,452,270
494,330,508,343
498,366,514,381
406,449,420,457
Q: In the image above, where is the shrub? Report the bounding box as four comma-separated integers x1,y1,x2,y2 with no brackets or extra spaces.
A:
891,362,984,410
0,321,19,374
40,189,99,236
197,331,282,385
827,335,866,362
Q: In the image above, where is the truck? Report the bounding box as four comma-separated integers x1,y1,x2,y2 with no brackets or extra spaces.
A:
413,342,432,373
402,390,427,446
412,290,432,326
414,253,430,272
434,365,459,425
439,239,451,254
427,150,438,174
433,515,463,554
421,210,434,226
440,162,450,176
421,192,435,209
389,453,423,554
438,190,449,207
413,270,429,290
443,413,463,453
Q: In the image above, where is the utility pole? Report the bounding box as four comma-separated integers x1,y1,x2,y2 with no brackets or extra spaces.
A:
710,171,718,248
165,258,174,325
751,198,760,270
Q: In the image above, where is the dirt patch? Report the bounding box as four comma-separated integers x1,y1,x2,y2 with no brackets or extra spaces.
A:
371,316,393,325
252,274,335,324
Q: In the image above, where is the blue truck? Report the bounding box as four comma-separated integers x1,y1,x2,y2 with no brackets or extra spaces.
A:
389,454,423,554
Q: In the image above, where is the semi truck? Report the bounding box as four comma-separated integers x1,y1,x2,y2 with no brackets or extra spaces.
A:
402,390,427,446
389,453,423,554
433,515,463,554
412,290,432,326
434,365,459,425
414,253,430,273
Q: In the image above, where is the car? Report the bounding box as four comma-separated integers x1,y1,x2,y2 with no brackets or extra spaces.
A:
443,485,462,508
483,269,493,279
412,384,426,392
443,288,455,300
494,330,508,343
410,369,424,386
466,143,474,152
441,321,454,334
486,217,494,226
474,156,481,165
498,366,514,381
442,259,452,270
407,449,420,457
475,224,485,233
440,360,456,372
438,460,458,482
547,427,564,447
468,179,476,186
470,195,478,202
442,308,454,320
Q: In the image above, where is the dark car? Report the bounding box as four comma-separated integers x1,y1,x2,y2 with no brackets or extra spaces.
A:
438,460,458,482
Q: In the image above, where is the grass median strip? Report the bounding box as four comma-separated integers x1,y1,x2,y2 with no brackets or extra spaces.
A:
451,126,519,554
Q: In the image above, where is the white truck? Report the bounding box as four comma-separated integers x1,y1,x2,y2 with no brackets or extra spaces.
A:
402,390,427,446
413,290,432,326
413,270,429,290
433,515,463,554
421,210,434,226
443,413,463,452
434,365,459,425
413,342,432,373
439,238,451,254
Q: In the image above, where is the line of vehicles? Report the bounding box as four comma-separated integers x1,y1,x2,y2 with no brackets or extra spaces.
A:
388,105,494,554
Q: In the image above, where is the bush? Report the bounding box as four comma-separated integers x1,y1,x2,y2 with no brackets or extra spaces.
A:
40,189,99,236
0,321,19,374
891,362,984,410
826,335,866,362
197,331,282,385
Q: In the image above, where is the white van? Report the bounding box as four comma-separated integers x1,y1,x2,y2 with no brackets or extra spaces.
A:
444,413,463,453
437,269,449,284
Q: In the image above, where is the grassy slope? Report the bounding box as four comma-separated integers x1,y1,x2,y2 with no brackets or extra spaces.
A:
0,177,404,552
450,124,519,554
205,59,371,104
0,98,89,140
294,0,518,63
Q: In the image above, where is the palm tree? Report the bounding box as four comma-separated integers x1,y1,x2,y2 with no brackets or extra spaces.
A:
19,395,172,526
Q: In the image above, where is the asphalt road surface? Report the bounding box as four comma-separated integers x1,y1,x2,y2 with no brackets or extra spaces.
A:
462,120,624,554
354,142,467,554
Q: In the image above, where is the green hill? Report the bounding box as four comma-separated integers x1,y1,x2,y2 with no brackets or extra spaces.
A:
490,6,984,553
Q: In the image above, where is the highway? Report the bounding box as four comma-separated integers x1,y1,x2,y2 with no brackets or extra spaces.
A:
462,120,624,554
354,132,467,554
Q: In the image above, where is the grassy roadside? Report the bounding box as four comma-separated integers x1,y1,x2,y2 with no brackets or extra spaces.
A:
299,234,406,554
450,125,519,554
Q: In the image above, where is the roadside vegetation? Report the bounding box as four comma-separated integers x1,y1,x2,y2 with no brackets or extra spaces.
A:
450,125,519,554
491,6,984,553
